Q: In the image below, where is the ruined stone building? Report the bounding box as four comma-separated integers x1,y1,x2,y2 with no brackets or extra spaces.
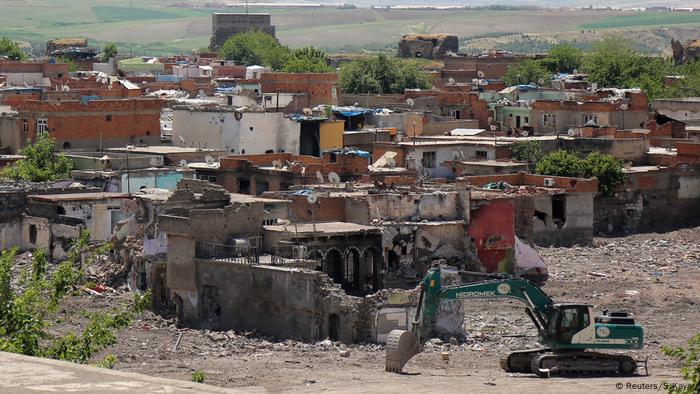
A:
210,13,276,50
397,34,458,59
0,97,163,153
671,39,700,65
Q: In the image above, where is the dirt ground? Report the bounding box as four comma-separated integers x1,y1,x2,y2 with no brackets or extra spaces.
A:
68,227,700,393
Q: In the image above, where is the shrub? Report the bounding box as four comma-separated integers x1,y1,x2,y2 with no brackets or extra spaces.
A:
662,334,700,394
192,370,206,383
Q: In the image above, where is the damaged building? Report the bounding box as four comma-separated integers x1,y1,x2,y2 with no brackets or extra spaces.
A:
397,34,458,59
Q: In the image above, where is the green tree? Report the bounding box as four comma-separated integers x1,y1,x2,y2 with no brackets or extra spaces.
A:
339,54,431,94
583,38,636,88
101,43,117,62
662,333,700,394
0,37,25,60
581,151,626,197
548,43,582,73
218,31,290,70
535,150,625,196
511,141,544,171
282,47,332,73
2,132,73,182
535,149,585,178
503,59,550,86
583,38,671,96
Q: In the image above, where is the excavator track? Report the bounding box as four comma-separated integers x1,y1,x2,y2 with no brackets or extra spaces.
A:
500,348,548,373
529,351,638,378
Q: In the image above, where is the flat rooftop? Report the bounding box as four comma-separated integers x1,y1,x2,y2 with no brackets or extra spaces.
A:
647,147,677,156
452,160,528,167
264,221,379,235
229,193,290,204
29,192,129,202
624,165,667,173
107,146,227,155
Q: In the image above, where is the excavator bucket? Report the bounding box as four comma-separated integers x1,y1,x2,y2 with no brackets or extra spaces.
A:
385,329,421,373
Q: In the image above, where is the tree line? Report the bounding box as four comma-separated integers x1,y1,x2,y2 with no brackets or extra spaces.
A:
503,38,700,100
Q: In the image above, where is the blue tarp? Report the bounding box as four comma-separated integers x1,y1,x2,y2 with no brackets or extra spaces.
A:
289,114,326,122
156,75,182,82
516,84,539,91
327,148,370,158
337,110,367,117
80,95,100,104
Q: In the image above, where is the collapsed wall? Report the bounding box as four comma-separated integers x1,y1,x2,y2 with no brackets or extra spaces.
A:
188,260,369,343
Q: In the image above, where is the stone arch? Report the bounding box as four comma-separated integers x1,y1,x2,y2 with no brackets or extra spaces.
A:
363,247,381,292
325,247,344,285
344,247,361,293
307,249,324,271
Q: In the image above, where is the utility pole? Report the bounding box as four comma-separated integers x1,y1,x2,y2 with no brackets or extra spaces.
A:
125,147,131,196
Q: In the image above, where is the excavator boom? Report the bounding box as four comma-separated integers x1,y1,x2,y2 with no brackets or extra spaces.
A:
385,266,644,376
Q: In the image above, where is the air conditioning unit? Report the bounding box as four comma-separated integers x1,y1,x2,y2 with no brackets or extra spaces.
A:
544,178,555,187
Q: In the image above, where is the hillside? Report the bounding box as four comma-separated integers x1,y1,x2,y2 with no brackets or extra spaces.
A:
0,1,698,55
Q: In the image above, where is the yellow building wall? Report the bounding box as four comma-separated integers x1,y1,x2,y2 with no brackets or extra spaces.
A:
319,120,345,150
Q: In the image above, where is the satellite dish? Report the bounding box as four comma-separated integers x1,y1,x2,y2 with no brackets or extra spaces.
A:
328,172,340,184
205,155,215,165
303,108,313,115
490,125,497,131
316,171,324,184
406,98,415,107
567,128,577,137
487,117,493,123
179,159,188,167
307,193,318,204
386,157,396,168
620,103,629,110
448,77,455,84
272,160,283,169
477,70,485,78
521,129,529,137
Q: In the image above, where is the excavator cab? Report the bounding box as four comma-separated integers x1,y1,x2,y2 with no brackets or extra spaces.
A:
545,304,592,346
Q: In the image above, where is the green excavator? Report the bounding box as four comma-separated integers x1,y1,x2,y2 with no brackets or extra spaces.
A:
386,267,645,377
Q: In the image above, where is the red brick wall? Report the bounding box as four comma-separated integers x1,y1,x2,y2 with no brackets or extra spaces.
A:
678,142,700,156
220,152,369,177
214,65,245,78
1,92,41,107
18,98,162,147
372,143,406,167
678,142,700,163
468,93,490,129
286,195,346,222
462,173,598,193
260,72,338,106
532,100,617,112
627,91,648,111
467,198,515,273
0,61,69,77
442,56,522,80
